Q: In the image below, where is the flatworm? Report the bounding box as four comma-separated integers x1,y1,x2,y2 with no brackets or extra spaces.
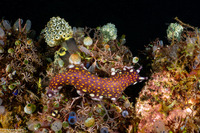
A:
47,64,147,101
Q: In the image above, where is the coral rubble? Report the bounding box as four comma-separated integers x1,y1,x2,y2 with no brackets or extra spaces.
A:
136,17,200,132
0,16,199,133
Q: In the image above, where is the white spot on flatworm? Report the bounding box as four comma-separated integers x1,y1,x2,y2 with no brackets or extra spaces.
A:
68,64,74,68
111,72,115,76
89,93,95,97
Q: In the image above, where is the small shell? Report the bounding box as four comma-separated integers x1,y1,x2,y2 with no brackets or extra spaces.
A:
84,117,95,127
24,103,36,114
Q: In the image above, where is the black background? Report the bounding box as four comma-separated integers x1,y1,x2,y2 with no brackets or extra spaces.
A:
1,0,199,101
1,0,199,53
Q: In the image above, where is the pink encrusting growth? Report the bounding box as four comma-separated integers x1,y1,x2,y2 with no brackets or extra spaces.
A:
47,65,146,101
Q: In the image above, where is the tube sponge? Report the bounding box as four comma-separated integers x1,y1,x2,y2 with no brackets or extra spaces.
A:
44,16,73,47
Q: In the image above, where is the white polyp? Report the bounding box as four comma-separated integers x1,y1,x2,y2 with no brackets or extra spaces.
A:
92,97,101,101
130,69,134,72
89,93,95,97
68,64,74,68
139,77,145,80
58,86,62,90
111,98,116,101
111,72,115,76
48,93,52,97
123,67,126,71
136,69,140,73
77,90,81,95
111,68,115,72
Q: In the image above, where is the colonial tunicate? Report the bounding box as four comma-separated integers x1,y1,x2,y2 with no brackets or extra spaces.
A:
44,16,73,47
100,23,117,43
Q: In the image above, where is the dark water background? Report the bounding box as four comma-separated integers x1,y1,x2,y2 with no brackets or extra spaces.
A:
0,0,199,102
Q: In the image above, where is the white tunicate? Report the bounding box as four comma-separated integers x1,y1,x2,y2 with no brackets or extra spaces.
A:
0,106,5,114
159,40,163,47
0,40,4,45
27,121,40,131
78,45,91,55
0,46,4,53
25,20,31,33
51,120,62,132
2,20,11,30
0,27,5,38
83,36,93,46
0,98,2,105
132,57,139,64
13,18,23,31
